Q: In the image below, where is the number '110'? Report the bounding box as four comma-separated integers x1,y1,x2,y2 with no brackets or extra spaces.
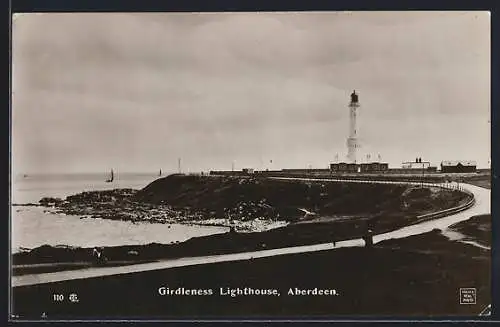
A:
53,294,64,301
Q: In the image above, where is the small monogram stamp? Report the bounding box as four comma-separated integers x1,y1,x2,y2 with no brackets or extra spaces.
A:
459,288,476,305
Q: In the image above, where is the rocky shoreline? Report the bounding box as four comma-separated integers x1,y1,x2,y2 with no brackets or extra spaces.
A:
31,175,469,228
31,188,290,233
12,175,472,268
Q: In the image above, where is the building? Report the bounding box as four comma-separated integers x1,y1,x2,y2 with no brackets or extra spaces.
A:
360,162,389,173
242,168,254,174
440,161,477,173
346,90,361,163
395,159,438,173
330,162,358,173
330,162,388,173
402,161,431,170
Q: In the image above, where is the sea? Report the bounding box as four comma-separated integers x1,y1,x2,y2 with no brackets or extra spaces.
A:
10,173,229,253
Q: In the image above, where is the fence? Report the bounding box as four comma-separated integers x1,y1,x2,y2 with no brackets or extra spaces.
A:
265,176,477,226
197,172,478,226
411,193,475,225
209,171,474,193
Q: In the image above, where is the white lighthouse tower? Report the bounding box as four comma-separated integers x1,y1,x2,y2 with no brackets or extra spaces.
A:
346,90,360,163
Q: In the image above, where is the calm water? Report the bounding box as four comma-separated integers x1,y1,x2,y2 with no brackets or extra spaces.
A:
12,172,161,204
11,173,229,253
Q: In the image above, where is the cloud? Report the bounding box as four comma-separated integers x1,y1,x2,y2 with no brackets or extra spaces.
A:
11,12,490,173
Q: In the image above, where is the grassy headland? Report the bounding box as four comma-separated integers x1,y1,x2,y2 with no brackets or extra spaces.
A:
14,175,470,269
39,174,469,225
12,175,489,317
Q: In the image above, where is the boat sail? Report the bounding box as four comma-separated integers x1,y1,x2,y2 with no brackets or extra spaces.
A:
105,169,114,183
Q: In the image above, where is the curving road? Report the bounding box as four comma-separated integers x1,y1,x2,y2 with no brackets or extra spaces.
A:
12,179,490,288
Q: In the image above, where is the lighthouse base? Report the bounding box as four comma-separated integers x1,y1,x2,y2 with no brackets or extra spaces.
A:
346,137,360,164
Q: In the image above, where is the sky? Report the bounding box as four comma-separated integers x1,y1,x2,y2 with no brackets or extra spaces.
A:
11,11,490,174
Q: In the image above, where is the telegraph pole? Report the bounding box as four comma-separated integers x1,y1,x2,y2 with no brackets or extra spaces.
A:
421,162,424,188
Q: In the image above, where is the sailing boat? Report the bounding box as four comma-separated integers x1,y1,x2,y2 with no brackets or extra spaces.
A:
159,169,162,177
105,169,114,183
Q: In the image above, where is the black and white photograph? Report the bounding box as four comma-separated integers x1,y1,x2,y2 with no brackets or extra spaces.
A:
10,11,491,319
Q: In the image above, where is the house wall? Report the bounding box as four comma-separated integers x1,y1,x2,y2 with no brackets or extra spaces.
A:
441,165,476,173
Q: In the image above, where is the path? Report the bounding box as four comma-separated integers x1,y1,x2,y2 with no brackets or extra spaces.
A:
12,179,490,288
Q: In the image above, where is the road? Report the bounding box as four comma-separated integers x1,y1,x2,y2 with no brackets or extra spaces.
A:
12,179,490,288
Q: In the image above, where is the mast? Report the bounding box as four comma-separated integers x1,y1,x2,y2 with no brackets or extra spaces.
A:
106,169,114,182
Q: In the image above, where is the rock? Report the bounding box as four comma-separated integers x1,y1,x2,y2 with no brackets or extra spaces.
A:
39,197,64,206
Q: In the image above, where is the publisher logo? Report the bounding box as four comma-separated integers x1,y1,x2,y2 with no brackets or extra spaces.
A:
460,288,476,304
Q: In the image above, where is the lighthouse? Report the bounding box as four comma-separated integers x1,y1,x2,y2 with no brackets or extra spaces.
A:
346,90,360,163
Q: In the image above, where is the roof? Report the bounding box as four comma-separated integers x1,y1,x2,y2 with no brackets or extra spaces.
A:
402,161,430,164
441,160,477,167
333,162,387,165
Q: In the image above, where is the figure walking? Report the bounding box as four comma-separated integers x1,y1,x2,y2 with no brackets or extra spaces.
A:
363,229,374,248
92,247,107,265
